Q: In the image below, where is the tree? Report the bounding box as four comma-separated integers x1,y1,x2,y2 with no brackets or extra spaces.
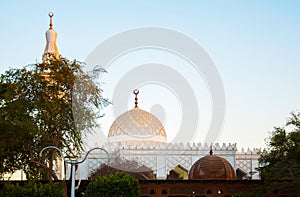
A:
89,157,155,180
258,112,300,194
0,181,65,197
0,55,109,180
85,171,140,197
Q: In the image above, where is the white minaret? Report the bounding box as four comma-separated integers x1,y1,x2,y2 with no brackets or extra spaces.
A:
42,12,59,61
42,13,64,179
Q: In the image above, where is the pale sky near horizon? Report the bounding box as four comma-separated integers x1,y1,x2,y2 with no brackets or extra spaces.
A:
0,1,299,150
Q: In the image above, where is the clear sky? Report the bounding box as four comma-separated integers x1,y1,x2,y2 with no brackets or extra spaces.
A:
0,1,299,149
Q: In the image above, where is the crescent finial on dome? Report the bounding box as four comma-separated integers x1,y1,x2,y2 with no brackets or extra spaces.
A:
133,89,139,108
49,12,54,29
209,144,213,155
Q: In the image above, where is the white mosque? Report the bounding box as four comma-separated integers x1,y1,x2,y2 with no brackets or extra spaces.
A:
7,13,260,181
77,90,260,180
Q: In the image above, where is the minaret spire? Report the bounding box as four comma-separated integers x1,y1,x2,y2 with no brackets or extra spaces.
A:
133,89,139,108
42,12,59,61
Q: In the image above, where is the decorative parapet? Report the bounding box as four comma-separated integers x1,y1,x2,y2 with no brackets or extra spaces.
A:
109,142,237,152
236,147,261,159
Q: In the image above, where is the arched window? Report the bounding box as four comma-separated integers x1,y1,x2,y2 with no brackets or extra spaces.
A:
207,189,212,194
150,189,155,194
162,189,168,194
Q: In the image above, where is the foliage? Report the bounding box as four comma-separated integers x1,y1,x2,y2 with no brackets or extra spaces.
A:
0,181,65,197
89,157,155,180
0,55,109,180
85,171,140,197
258,112,300,193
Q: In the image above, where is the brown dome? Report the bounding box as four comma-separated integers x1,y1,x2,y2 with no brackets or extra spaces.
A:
188,154,236,180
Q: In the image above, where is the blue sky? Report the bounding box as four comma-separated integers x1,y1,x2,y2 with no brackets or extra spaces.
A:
0,1,299,149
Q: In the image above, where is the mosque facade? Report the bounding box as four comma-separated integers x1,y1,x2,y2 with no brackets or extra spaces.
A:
78,91,260,180
41,13,260,181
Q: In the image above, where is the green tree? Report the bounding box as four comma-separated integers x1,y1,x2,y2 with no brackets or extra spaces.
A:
258,112,300,194
85,171,140,197
0,55,109,180
0,181,66,197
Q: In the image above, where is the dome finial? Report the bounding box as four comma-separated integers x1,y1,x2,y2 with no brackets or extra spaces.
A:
49,12,54,29
133,89,139,108
209,144,213,155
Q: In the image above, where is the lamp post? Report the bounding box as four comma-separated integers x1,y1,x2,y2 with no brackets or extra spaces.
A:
40,146,109,197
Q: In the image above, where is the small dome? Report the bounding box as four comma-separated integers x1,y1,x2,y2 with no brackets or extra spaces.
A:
108,108,167,144
188,154,236,180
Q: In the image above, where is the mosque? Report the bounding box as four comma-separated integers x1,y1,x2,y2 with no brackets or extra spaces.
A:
78,90,260,181
42,12,260,185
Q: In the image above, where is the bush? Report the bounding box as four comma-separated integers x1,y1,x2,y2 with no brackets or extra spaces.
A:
85,171,140,197
0,181,65,197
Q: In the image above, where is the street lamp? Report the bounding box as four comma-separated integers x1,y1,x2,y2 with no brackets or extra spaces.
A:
40,145,109,197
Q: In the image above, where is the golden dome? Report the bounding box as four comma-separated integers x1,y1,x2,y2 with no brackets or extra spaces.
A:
108,108,167,144
188,152,236,180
